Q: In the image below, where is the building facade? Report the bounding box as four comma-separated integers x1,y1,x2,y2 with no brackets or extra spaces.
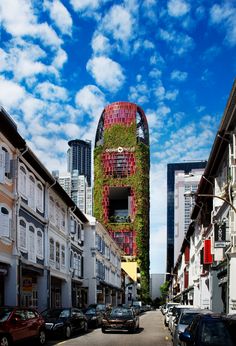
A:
67,139,92,187
94,101,150,301
167,162,207,274
170,80,236,315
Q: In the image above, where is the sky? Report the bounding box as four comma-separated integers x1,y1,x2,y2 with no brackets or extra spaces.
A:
0,0,236,274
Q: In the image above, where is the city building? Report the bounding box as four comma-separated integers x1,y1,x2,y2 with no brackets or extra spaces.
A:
67,139,92,187
93,101,150,301
0,106,89,310
166,162,207,274
170,79,236,314
83,215,122,306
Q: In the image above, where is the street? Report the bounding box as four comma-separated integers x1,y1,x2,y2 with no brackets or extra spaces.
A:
46,309,172,346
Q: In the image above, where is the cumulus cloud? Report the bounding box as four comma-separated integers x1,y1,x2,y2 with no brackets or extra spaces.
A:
86,56,125,92
167,0,190,17
210,3,236,46
91,32,112,55
70,0,101,11
75,85,106,120
171,69,188,81
44,0,73,36
159,28,194,55
35,82,68,101
0,77,25,109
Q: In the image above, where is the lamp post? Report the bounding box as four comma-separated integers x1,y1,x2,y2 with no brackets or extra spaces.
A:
184,191,236,214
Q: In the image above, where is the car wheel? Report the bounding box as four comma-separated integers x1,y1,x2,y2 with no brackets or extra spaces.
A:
38,329,46,345
0,336,10,346
64,325,72,339
129,327,135,334
83,321,88,333
101,327,106,333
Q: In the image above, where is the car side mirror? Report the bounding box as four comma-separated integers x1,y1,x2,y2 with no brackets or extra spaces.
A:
179,331,192,343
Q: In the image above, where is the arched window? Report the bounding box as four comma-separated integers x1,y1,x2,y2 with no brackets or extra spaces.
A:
28,225,35,262
55,203,60,228
19,165,27,197
36,230,43,259
19,219,27,251
49,238,55,261
74,253,78,276
28,174,35,209
0,205,10,237
36,182,44,212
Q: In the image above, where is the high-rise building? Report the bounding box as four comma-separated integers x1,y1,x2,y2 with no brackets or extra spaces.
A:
166,162,207,274
67,139,92,186
93,101,150,300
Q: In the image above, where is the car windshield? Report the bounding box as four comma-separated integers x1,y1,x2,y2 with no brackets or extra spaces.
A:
109,308,133,318
42,309,70,318
179,312,199,325
200,320,234,346
85,308,96,314
0,308,13,322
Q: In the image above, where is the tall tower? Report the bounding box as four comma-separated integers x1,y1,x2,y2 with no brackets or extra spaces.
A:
67,139,92,186
166,161,207,274
94,101,150,300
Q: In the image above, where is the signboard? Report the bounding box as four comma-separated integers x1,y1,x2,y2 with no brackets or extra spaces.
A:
204,239,213,264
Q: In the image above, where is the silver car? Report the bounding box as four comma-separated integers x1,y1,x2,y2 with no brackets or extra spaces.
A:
172,308,209,346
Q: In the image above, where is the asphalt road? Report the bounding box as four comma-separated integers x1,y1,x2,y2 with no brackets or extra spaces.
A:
46,309,172,346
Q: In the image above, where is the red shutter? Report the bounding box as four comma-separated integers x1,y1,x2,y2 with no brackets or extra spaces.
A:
204,239,213,264
185,246,190,263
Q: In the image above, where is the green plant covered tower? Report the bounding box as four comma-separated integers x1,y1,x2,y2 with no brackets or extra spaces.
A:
94,101,150,300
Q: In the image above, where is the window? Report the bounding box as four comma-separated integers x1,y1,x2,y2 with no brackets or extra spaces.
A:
0,146,11,183
28,225,36,262
0,206,10,237
19,219,27,251
56,242,60,269
55,203,60,228
61,245,65,267
28,175,35,209
36,183,43,212
49,197,55,223
49,238,55,261
36,230,43,259
19,165,27,197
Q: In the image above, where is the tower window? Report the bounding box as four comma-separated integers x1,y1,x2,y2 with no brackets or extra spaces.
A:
108,187,132,223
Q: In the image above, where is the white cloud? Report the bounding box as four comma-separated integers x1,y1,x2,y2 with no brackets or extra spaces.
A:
35,82,68,101
167,0,190,17
101,4,134,48
159,29,194,55
0,77,25,109
75,85,106,120
44,0,73,36
70,0,101,11
91,33,112,55
210,3,236,46
21,97,45,122
171,69,188,81
86,56,125,92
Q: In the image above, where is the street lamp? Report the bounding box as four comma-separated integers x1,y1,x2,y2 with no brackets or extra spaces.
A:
184,190,236,214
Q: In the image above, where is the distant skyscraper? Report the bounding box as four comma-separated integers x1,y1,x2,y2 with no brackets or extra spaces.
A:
67,139,92,186
167,162,207,274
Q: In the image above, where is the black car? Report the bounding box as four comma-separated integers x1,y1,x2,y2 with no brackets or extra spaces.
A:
41,307,88,339
84,307,103,328
101,307,139,333
179,313,236,346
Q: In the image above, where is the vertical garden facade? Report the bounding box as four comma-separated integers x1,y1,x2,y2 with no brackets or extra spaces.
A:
94,101,150,300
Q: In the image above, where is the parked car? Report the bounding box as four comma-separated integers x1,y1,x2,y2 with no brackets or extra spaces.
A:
179,313,235,346
0,306,46,346
169,305,198,335
84,307,103,328
101,307,139,333
173,308,209,346
41,307,88,339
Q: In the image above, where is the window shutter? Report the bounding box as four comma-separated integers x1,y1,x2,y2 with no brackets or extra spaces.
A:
0,148,5,183
0,207,10,237
4,150,10,174
28,226,35,262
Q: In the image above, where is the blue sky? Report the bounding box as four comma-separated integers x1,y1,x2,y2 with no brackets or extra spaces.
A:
0,0,236,274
